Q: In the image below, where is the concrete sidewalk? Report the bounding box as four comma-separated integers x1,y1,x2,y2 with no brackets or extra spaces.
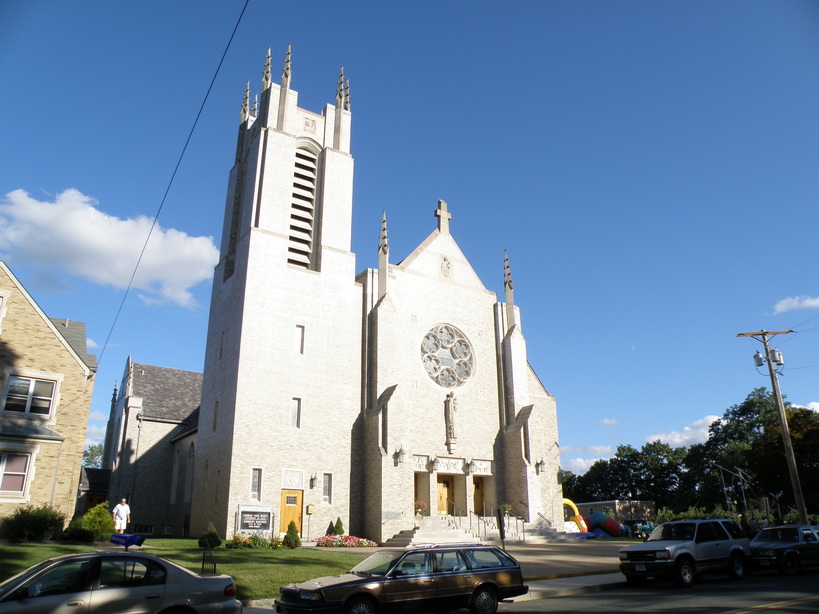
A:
244,538,630,611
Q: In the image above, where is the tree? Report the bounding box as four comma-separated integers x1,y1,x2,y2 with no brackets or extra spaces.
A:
83,443,103,468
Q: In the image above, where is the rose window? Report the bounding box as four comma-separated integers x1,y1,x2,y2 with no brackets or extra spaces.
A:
420,324,474,388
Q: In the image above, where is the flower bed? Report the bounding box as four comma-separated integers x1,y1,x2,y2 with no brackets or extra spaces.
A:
313,534,378,547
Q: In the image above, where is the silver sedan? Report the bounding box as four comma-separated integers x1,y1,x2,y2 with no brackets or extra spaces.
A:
0,551,242,613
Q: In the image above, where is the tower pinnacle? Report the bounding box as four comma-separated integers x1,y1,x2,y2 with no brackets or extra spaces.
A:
281,44,292,89
241,81,250,122
378,210,389,299
262,48,272,90
336,67,345,108
504,250,518,331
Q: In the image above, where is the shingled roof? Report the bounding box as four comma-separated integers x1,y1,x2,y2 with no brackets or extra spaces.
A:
130,363,202,422
49,318,97,371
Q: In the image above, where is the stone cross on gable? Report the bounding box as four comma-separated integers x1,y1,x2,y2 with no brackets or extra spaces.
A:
435,199,451,235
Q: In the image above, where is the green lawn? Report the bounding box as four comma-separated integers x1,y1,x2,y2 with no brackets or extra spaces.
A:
0,539,368,602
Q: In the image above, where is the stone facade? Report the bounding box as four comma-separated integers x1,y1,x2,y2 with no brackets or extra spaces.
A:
189,50,564,544
105,358,201,535
0,261,96,522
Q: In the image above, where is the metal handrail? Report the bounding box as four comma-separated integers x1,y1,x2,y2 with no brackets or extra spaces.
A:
201,540,217,575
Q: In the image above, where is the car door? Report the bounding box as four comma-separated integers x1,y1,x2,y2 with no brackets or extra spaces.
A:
0,558,93,614
433,549,471,608
799,528,819,567
380,551,436,612
694,521,729,569
88,557,166,614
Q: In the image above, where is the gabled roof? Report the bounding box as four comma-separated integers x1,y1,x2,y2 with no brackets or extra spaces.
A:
0,261,96,375
129,362,202,422
49,318,97,371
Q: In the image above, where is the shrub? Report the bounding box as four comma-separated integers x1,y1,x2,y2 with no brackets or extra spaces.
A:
79,502,115,540
198,522,222,549
334,517,344,536
282,520,301,549
63,517,95,543
0,504,66,541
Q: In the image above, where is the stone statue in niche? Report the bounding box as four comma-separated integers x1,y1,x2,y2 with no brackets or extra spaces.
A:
445,392,458,453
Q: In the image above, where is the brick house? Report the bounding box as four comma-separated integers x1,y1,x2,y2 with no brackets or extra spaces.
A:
0,261,97,522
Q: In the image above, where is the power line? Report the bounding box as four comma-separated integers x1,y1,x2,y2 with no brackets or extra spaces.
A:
96,0,250,367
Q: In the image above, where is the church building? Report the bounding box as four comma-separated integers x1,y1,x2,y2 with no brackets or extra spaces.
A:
190,48,563,543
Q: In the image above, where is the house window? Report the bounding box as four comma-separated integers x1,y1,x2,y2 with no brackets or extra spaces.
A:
1,452,30,493
4,376,56,416
251,468,262,501
290,398,302,428
322,473,332,504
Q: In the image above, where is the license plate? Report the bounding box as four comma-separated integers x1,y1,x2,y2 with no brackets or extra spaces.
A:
760,560,770,566
636,564,646,571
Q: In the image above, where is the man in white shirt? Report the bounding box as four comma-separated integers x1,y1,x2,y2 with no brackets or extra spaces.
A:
112,498,131,534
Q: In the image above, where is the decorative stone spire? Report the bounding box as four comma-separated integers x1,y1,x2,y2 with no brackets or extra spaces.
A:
344,77,350,111
262,47,272,90
378,210,389,299
378,210,389,255
240,81,250,122
504,250,518,330
435,199,451,235
336,67,345,108
276,45,292,130
281,44,292,89
251,94,258,118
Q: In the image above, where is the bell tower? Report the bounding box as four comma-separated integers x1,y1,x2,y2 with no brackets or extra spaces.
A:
191,48,360,538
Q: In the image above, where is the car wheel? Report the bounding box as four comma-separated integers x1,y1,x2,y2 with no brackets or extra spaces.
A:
673,558,695,588
781,553,801,576
727,553,746,580
345,597,378,614
469,586,498,614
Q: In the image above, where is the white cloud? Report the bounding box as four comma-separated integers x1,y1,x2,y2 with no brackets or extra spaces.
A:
561,444,613,457
89,411,108,422
808,402,819,412
87,338,100,349
0,189,219,308
85,423,106,447
773,296,819,314
646,415,719,447
562,457,604,474
597,418,618,426
560,444,613,474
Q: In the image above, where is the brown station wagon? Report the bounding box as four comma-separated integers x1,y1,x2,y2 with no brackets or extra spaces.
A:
274,543,528,614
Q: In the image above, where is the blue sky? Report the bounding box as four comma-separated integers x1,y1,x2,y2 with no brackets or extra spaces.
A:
2,1,818,474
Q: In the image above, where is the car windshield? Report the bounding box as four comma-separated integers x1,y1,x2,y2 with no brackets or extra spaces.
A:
752,527,799,543
350,551,403,575
647,522,695,542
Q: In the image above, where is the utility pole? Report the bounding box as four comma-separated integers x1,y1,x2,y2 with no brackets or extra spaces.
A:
736,330,808,525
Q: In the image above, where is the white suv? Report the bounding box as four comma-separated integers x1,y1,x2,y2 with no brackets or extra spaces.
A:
619,519,751,587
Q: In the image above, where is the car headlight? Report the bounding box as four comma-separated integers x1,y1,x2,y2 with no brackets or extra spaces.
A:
298,590,324,602
755,549,774,557
619,552,628,560
655,551,670,560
